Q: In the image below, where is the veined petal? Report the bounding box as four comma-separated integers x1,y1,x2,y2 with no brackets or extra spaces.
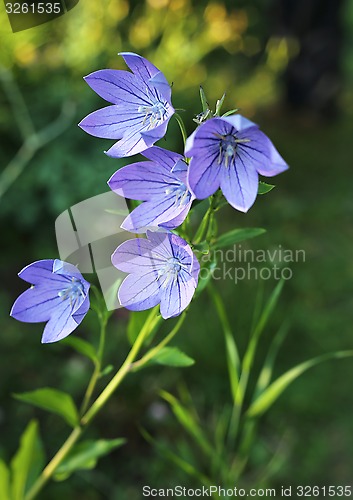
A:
140,119,169,147
105,127,149,158
78,105,143,140
108,161,178,201
160,271,196,319
121,195,187,232
84,69,151,106
41,301,79,343
238,128,289,177
220,157,259,212
112,238,166,274
148,71,172,101
188,149,222,199
72,295,90,324
18,260,66,286
142,146,183,170
185,118,229,157
118,271,161,310
222,114,258,132
159,201,193,231
119,52,160,85
10,287,62,323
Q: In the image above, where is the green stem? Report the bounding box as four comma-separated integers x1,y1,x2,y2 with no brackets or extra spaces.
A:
24,427,82,500
81,310,161,426
80,312,107,416
174,113,188,146
131,312,186,371
25,309,161,499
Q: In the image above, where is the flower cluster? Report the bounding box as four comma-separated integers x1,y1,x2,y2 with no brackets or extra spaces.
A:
10,52,288,342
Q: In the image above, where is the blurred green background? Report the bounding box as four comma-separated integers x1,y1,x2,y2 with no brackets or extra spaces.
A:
1,0,353,498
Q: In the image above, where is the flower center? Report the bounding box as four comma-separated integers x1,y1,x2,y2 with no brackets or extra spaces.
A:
138,101,167,126
165,182,190,207
158,257,185,287
216,133,250,167
58,277,84,307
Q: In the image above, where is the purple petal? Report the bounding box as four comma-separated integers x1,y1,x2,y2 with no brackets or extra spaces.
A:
140,120,169,147
185,118,230,157
222,114,258,132
18,260,66,286
84,69,150,106
41,301,79,343
188,150,222,199
112,238,166,274
159,272,196,319
78,105,143,140
118,271,161,311
10,287,62,323
238,128,288,177
142,146,183,170
159,201,193,230
72,295,90,324
121,195,188,232
220,158,259,212
105,127,149,158
119,52,160,85
148,71,172,101
108,161,177,201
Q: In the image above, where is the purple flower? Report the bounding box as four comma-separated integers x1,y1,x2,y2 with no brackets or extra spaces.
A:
185,115,288,212
112,231,200,319
10,260,90,344
108,146,195,233
79,52,174,158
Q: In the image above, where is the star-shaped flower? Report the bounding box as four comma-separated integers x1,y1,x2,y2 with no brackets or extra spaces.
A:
185,115,288,212
108,146,195,233
112,231,200,319
79,52,174,158
10,260,90,343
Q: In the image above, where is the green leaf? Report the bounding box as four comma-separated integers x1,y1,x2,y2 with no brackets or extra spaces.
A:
258,181,275,195
54,438,126,481
100,364,114,378
247,350,353,418
10,420,45,500
199,86,209,113
192,241,210,255
160,390,212,456
222,108,239,117
62,337,98,365
253,321,290,399
195,256,218,297
0,460,10,500
14,388,79,428
208,284,240,402
151,347,195,367
214,228,266,249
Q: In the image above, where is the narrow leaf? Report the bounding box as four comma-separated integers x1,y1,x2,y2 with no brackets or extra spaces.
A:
151,347,195,367
160,390,212,456
0,460,10,500
199,86,209,113
62,337,98,364
247,351,353,418
222,108,239,117
10,420,45,500
254,321,290,399
14,388,79,428
54,438,126,481
214,228,266,249
258,181,275,195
